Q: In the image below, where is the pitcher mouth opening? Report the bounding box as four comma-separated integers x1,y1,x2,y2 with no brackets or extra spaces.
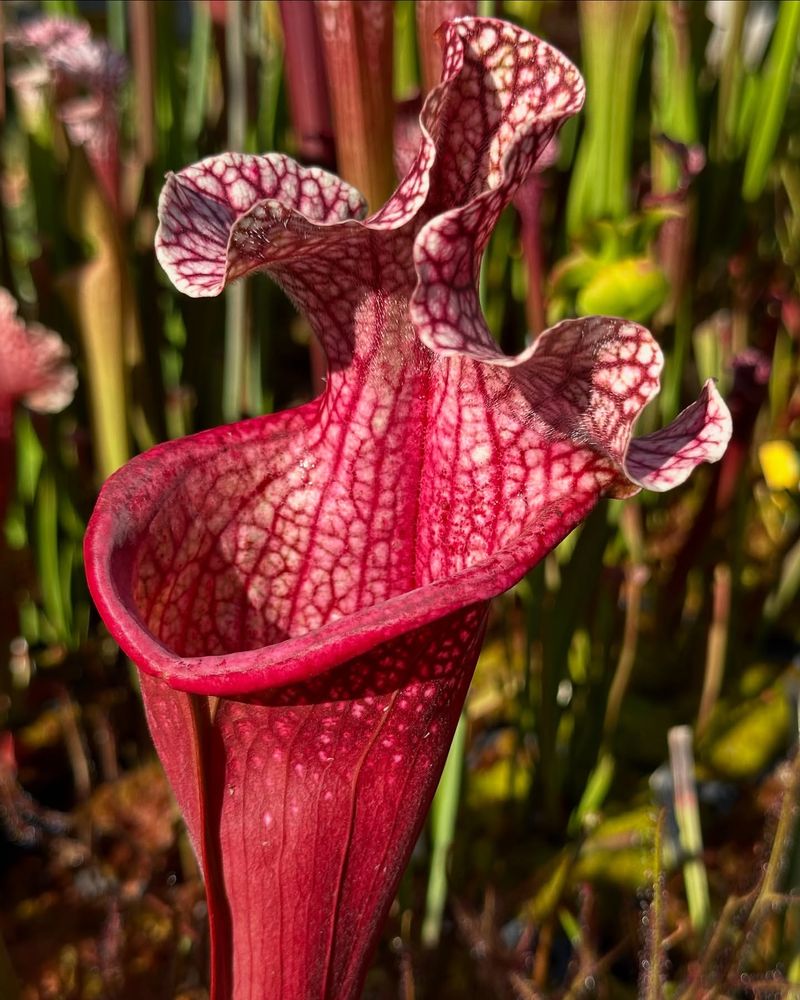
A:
123,436,430,660
83,402,539,698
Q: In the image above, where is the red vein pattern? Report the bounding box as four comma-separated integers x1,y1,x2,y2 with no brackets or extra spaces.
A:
85,17,732,1000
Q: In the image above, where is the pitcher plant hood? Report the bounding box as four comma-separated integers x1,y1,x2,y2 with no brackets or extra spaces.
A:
85,17,732,1000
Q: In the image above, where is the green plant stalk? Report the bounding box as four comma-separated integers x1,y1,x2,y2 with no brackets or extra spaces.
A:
394,0,418,98
42,0,78,13
603,563,648,738
182,0,213,156
223,280,250,424
567,1,651,235
604,0,649,217
568,8,615,234
257,2,284,153
712,0,746,161
769,328,794,426
764,535,800,625
619,499,644,563
59,536,75,645
650,3,699,331
668,725,710,934
35,468,68,641
516,563,544,771
14,411,43,507
568,557,646,837
222,0,250,424
525,846,577,925
62,286,130,479
27,130,66,273
67,135,159,468
651,1,697,195
107,0,127,55
779,161,800,254
659,296,692,423
248,2,284,417
724,471,751,686
156,2,185,173
483,207,516,341
568,750,615,837
245,304,264,417
732,70,761,156
538,509,611,828
421,712,467,948
130,1,156,168
743,0,800,201
692,316,724,386
697,563,732,736
503,2,543,31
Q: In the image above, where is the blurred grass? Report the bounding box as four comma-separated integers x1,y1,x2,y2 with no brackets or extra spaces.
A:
0,1,798,997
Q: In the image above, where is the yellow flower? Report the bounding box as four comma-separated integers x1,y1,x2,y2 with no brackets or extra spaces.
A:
759,440,800,491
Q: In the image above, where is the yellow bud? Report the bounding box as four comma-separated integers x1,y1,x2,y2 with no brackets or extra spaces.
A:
759,440,800,492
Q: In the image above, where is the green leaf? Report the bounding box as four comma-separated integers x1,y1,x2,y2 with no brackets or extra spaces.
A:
742,0,800,201
34,469,67,641
14,412,43,506
576,257,669,322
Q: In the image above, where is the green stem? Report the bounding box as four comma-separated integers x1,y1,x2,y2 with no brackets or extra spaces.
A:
182,0,213,156
35,468,68,641
317,0,396,210
130,1,156,168
713,0,747,161
106,0,127,54
222,0,249,423
421,713,468,948
603,564,648,738
567,1,651,235
651,1,697,195
743,0,800,200
668,725,710,934
696,564,731,737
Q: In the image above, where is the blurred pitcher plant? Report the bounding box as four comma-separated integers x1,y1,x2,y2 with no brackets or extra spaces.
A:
0,288,76,526
85,13,732,999
5,15,155,483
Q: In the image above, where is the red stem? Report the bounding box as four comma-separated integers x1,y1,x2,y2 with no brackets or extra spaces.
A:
315,0,395,211
130,1,156,167
279,1,336,168
514,176,547,337
416,1,476,94
279,0,335,395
